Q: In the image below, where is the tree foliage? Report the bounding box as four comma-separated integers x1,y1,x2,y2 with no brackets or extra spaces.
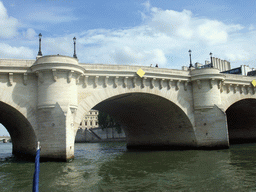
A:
98,111,122,133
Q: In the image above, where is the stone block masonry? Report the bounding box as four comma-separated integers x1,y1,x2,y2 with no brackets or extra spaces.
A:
0,55,256,161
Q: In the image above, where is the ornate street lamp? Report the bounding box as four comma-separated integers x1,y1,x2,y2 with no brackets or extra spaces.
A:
38,33,42,56
189,50,193,68
73,37,77,58
210,52,213,68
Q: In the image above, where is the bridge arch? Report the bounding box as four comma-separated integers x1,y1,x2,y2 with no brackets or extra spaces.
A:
221,92,256,112
0,101,37,158
75,85,194,127
226,98,256,144
75,90,196,149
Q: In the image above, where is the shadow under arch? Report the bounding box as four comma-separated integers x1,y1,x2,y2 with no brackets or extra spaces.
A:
226,98,256,144
93,92,196,149
0,101,37,158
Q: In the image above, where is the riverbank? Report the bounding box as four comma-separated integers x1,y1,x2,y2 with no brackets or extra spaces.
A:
76,138,126,143
75,127,126,143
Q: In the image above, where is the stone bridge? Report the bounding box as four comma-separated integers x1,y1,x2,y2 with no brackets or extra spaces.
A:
0,136,11,142
0,55,256,161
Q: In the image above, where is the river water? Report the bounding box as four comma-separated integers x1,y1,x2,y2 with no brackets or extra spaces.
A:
1,142,256,191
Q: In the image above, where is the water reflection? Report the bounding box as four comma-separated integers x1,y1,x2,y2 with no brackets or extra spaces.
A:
95,143,256,191
1,142,256,191
96,146,233,191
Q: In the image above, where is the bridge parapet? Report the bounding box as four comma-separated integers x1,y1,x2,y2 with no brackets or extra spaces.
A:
80,63,189,75
0,58,35,67
0,59,34,75
220,74,256,94
78,64,191,91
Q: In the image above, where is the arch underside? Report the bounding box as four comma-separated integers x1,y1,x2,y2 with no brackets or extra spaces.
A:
0,102,37,157
93,93,196,149
226,99,256,144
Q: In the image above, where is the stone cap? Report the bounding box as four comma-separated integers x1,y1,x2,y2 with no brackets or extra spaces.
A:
34,55,79,65
190,68,225,81
31,55,85,74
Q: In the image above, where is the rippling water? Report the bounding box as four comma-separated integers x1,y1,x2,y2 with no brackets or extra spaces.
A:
1,142,256,191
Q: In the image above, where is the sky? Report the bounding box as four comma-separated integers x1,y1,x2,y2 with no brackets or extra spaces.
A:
0,0,256,136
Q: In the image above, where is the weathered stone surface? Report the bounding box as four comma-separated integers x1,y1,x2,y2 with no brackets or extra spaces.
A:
0,56,256,161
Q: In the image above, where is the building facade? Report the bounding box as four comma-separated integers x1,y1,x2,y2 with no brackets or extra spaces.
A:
75,110,126,143
80,110,99,129
188,57,255,76
194,57,231,72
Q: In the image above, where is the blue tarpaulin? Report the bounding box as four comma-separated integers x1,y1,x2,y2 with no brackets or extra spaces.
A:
33,142,40,192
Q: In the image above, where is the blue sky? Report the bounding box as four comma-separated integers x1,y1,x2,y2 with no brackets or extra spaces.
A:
0,0,256,135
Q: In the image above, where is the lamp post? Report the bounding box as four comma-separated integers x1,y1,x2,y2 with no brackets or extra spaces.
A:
38,33,42,56
73,37,77,58
210,52,213,68
189,50,193,68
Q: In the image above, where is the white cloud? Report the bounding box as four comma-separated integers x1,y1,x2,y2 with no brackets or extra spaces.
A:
42,36,74,56
72,5,252,68
23,28,37,40
142,1,151,12
213,31,256,64
76,26,173,66
249,24,255,31
148,8,243,45
197,20,228,44
149,8,193,39
26,7,77,23
1,1,255,69
0,1,18,38
110,47,167,65
0,43,34,58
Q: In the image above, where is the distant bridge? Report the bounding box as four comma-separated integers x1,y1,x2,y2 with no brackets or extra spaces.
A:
0,136,11,143
1,55,256,161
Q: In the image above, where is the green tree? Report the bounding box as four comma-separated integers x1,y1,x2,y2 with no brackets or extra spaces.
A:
98,111,122,133
98,111,109,129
